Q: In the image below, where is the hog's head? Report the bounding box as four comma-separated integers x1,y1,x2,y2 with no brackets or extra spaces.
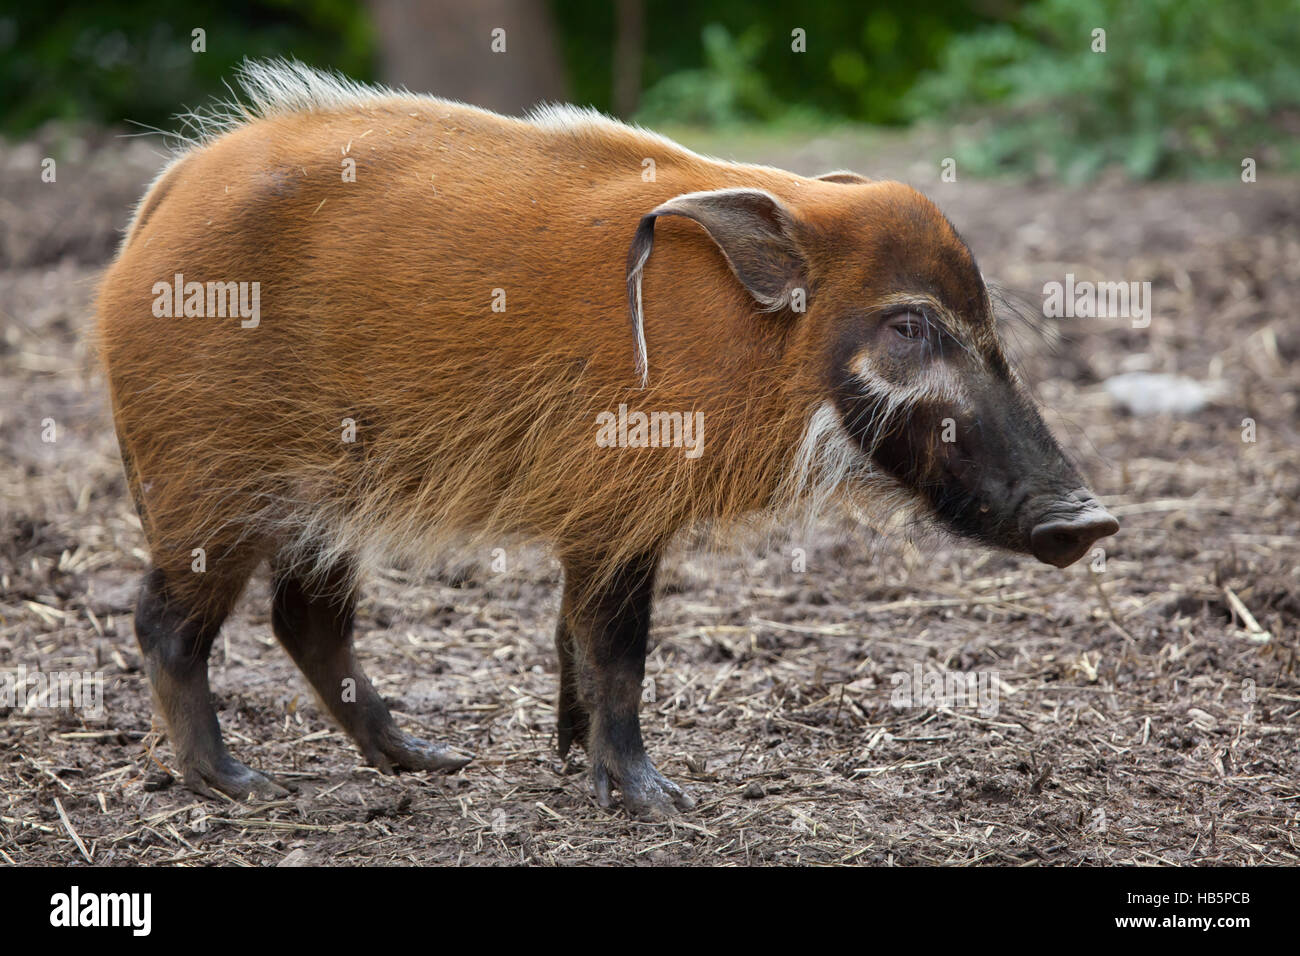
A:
627,175,1118,567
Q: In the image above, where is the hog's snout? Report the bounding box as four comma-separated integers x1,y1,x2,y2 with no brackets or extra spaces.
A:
1025,492,1119,568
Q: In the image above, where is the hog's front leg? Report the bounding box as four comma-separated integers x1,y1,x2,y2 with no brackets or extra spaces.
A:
556,552,694,817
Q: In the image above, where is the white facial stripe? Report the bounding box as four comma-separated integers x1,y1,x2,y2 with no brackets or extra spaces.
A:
850,350,968,406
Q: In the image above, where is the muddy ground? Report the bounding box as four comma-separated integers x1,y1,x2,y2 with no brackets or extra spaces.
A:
1,124,1297,866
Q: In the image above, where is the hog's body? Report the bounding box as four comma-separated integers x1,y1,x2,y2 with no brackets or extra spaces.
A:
101,79,819,598
97,62,1116,814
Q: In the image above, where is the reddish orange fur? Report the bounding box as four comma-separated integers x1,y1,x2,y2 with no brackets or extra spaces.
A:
95,76,963,619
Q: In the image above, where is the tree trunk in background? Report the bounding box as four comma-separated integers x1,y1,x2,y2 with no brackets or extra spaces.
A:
612,0,644,118
366,0,567,115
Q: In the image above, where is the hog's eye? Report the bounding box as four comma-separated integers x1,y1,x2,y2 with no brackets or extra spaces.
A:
888,311,928,341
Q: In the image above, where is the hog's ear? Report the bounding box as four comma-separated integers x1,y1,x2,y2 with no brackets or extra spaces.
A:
626,188,806,386
815,170,870,185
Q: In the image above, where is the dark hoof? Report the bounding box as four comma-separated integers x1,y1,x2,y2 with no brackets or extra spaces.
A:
183,755,293,802
592,755,695,818
372,730,473,774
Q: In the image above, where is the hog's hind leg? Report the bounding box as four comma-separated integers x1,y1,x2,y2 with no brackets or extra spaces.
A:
135,566,290,801
270,557,473,775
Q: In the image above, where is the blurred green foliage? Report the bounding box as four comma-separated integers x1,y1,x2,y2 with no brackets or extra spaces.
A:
635,24,789,126
553,0,998,126
4,0,1296,181
0,0,374,134
903,0,1300,180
